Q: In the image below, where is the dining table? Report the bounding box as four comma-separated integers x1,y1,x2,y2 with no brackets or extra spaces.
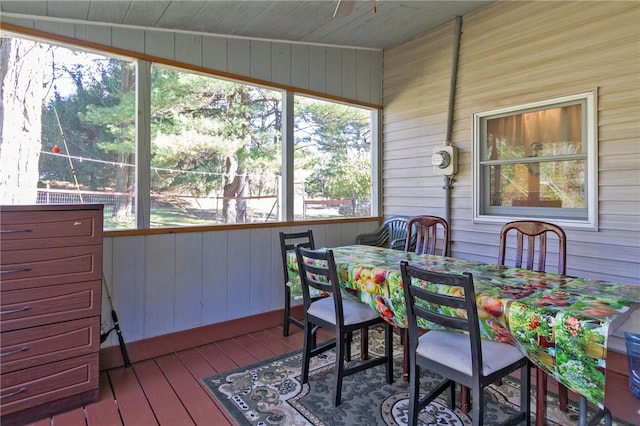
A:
286,244,640,412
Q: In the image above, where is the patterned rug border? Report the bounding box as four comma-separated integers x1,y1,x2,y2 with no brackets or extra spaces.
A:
202,346,634,426
203,349,304,425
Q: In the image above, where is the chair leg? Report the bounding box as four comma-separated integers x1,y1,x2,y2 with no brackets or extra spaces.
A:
311,324,317,350
460,385,470,413
558,383,569,411
447,382,456,410
283,288,291,337
361,327,369,360
578,395,612,426
301,322,314,384
385,323,393,384
471,384,483,426
536,368,547,426
334,331,346,406
402,328,410,382
521,362,531,426
408,364,420,426
604,408,612,426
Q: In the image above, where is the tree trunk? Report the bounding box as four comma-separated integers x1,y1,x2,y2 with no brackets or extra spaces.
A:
222,156,237,223
114,152,134,221
113,65,134,221
235,171,249,222
222,156,249,223
0,38,47,204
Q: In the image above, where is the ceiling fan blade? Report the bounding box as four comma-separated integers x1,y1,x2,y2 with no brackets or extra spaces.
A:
334,0,356,18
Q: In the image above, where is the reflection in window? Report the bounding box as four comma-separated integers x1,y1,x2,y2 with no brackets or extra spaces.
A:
486,105,584,209
475,92,596,226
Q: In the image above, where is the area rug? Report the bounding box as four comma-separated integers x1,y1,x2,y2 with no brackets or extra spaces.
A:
202,330,632,425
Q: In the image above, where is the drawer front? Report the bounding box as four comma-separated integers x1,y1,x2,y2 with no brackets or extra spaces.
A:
0,354,99,416
0,246,102,291
0,209,102,251
0,281,101,332
0,317,100,374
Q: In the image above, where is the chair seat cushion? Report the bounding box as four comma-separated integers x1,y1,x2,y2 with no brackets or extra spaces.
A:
308,296,381,325
417,330,524,376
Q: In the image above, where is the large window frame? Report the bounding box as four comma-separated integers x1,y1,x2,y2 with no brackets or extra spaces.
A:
1,31,380,230
138,62,381,228
473,91,598,230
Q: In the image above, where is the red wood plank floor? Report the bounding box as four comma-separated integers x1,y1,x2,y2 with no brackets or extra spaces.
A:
23,326,322,426
24,326,640,425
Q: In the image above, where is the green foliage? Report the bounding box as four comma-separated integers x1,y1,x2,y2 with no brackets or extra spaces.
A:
41,55,132,190
305,155,371,200
152,136,224,195
296,98,371,203
37,45,372,215
147,67,283,196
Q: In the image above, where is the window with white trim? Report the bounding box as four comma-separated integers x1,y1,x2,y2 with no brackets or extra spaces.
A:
473,91,597,229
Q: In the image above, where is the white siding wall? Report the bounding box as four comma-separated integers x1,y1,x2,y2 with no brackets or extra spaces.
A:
383,1,640,284
100,221,377,347
0,16,383,106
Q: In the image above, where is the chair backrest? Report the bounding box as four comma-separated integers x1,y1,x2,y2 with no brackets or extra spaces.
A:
405,215,449,256
400,261,482,374
386,217,410,249
295,245,344,324
356,216,409,249
279,230,315,284
498,220,566,275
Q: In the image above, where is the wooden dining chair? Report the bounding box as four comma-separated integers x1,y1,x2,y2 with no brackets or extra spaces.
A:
498,220,568,424
498,220,566,276
295,245,393,406
405,215,449,256
399,215,450,382
400,261,531,426
279,230,317,337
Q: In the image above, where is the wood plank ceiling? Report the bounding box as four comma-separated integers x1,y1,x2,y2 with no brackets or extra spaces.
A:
0,0,492,49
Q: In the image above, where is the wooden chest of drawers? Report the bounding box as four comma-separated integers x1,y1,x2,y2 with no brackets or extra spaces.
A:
0,204,103,426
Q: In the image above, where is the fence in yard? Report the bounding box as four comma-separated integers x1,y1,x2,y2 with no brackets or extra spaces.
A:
35,187,358,227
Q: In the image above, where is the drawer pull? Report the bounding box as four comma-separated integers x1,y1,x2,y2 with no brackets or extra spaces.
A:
0,346,29,357
0,305,31,315
0,229,33,234
0,267,32,275
0,387,27,400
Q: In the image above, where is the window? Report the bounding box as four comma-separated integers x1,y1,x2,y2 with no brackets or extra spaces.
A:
473,92,597,229
149,65,282,227
293,95,373,219
0,37,137,229
0,35,378,229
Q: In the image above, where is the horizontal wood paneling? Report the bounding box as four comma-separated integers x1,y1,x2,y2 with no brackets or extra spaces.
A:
382,1,640,284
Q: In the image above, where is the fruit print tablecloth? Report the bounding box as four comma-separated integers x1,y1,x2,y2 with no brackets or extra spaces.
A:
286,244,640,407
